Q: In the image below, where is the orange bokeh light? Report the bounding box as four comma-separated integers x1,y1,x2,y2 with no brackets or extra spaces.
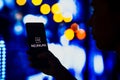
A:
76,29,86,40
70,23,79,32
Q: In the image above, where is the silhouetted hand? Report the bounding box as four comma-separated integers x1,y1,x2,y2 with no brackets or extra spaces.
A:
27,50,77,80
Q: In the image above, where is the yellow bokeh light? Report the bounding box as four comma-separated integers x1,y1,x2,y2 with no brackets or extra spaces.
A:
63,13,73,23
16,0,26,6
32,0,42,6
63,16,73,23
64,28,74,40
51,3,61,14
40,4,50,15
76,29,86,40
53,13,63,23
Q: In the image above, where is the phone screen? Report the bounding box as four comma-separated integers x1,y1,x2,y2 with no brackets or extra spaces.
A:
26,23,48,52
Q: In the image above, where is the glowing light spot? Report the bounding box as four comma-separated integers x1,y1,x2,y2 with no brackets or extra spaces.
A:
53,13,63,23
4,0,15,9
16,0,26,6
27,73,53,80
60,35,69,46
0,39,6,80
51,3,61,14
63,13,73,23
15,12,23,20
70,23,79,32
5,0,12,4
14,25,22,32
94,55,104,74
32,0,42,6
40,4,50,15
58,0,77,17
76,29,86,40
90,6,94,16
0,40,5,44
0,0,4,10
64,28,74,40
14,22,23,35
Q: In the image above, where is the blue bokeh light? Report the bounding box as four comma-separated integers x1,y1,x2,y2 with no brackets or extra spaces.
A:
0,0,4,10
14,23,23,35
4,0,15,9
93,55,104,75
0,39,6,80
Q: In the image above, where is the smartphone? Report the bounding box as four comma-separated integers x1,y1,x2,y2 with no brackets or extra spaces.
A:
26,23,48,52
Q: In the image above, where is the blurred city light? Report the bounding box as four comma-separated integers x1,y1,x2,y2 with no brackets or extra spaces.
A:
32,0,42,6
15,12,23,21
14,22,23,35
70,23,79,32
94,55,104,74
76,29,86,40
60,35,69,46
53,13,63,23
40,4,51,15
64,28,74,40
16,0,26,6
58,0,77,16
0,0,4,10
63,12,73,23
0,39,6,80
4,0,15,9
27,73,53,80
51,3,61,14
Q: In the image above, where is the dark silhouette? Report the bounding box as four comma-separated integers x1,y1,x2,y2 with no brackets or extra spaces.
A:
28,50,77,80
27,0,120,80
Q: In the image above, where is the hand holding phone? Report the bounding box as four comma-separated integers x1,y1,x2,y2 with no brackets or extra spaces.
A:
26,23,48,53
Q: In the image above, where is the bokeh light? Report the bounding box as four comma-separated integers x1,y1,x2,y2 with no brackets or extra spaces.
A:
5,0,15,9
40,4,50,15
70,23,79,32
94,55,104,74
60,35,69,46
53,13,63,23
51,3,61,14
63,13,73,23
76,29,86,40
58,0,77,16
0,39,6,80
64,28,74,40
14,22,23,35
0,0,4,10
32,0,42,6
15,12,23,20
27,73,53,80
16,0,26,6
